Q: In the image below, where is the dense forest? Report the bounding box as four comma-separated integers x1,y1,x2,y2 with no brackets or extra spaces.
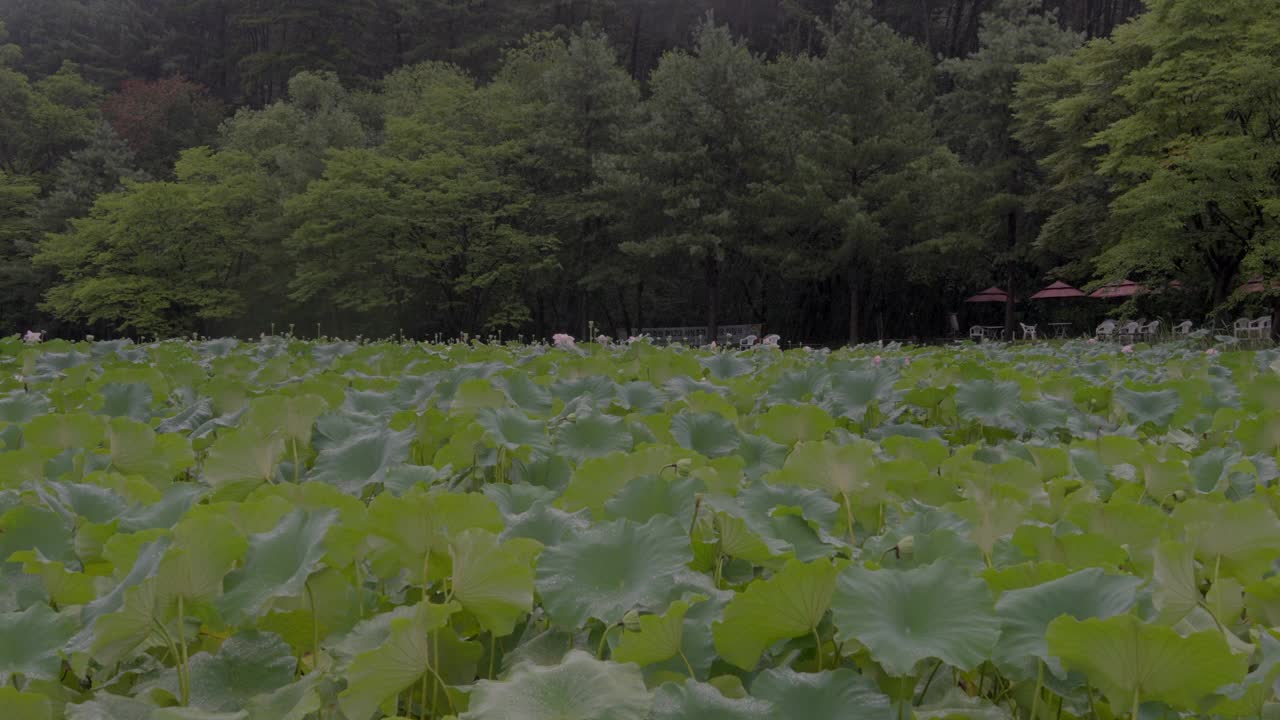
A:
1,0,1276,344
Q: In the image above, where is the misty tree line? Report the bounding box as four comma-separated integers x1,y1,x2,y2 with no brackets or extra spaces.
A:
2,0,1277,343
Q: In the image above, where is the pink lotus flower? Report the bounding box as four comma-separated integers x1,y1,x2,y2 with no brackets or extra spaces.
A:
1121,344,1134,354
551,333,575,349
1087,338,1098,345
22,330,42,344
1206,347,1219,357
595,334,611,345
873,355,882,366
904,357,911,366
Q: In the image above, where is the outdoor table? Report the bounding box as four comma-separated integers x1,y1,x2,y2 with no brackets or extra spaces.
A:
1048,322,1072,338
981,326,1006,340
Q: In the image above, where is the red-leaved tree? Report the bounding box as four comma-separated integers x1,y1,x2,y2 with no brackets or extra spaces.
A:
102,76,225,177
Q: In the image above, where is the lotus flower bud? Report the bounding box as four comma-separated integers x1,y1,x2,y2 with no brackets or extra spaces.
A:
897,535,915,558
622,609,642,632
675,458,693,475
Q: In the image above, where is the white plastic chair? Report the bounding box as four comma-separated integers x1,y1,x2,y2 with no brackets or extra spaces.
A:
760,334,781,347
1250,316,1272,340
1095,320,1116,340
970,326,985,341
1139,320,1160,340
1234,317,1252,338
1118,321,1140,342
1172,320,1193,336
1019,323,1037,340
739,334,758,349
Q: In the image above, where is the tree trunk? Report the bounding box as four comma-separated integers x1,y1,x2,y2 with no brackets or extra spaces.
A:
847,269,861,345
705,256,721,342
1005,211,1017,339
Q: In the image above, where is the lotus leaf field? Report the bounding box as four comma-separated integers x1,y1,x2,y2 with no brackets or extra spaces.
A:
3,336,1280,720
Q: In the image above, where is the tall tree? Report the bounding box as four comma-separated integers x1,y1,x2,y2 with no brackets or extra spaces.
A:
937,0,1079,335
0,170,40,334
36,148,277,336
498,29,643,337
760,1,964,343
218,70,372,191
38,121,148,231
616,20,771,339
285,62,556,338
0,28,99,177
1081,0,1280,311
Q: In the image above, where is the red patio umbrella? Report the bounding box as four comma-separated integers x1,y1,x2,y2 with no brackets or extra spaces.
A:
1029,280,1087,300
1089,279,1145,299
964,286,1010,303
1239,277,1279,293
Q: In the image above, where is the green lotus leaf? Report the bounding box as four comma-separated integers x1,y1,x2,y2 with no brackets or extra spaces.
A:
157,513,248,606
97,383,153,422
736,432,790,480
308,426,413,496
555,412,633,461
0,392,49,424
243,394,329,446
216,509,337,625
107,418,194,484
8,550,96,606
754,404,835,446
151,708,248,720
365,487,503,581
670,411,740,458
1213,630,1280,716
558,446,682,516
701,353,753,380
144,631,296,711
477,407,550,454
0,603,78,681
711,558,839,670
0,504,76,566
536,515,692,628
829,367,900,413
338,601,479,720
831,561,1000,676
449,528,540,636
463,650,650,720
614,381,667,413
1046,614,1247,713
751,668,894,720
612,596,704,668
604,474,703,527
992,568,1142,681
245,671,323,720
201,427,286,493
1112,386,1181,427
913,688,1011,720
22,413,104,452
766,367,829,404
0,687,52,720
766,439,879,498
487,484,590,547
1172,497,1280,582
955,379,1022,427
650,679,773,720
66,694,154,720
86,577,166,670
